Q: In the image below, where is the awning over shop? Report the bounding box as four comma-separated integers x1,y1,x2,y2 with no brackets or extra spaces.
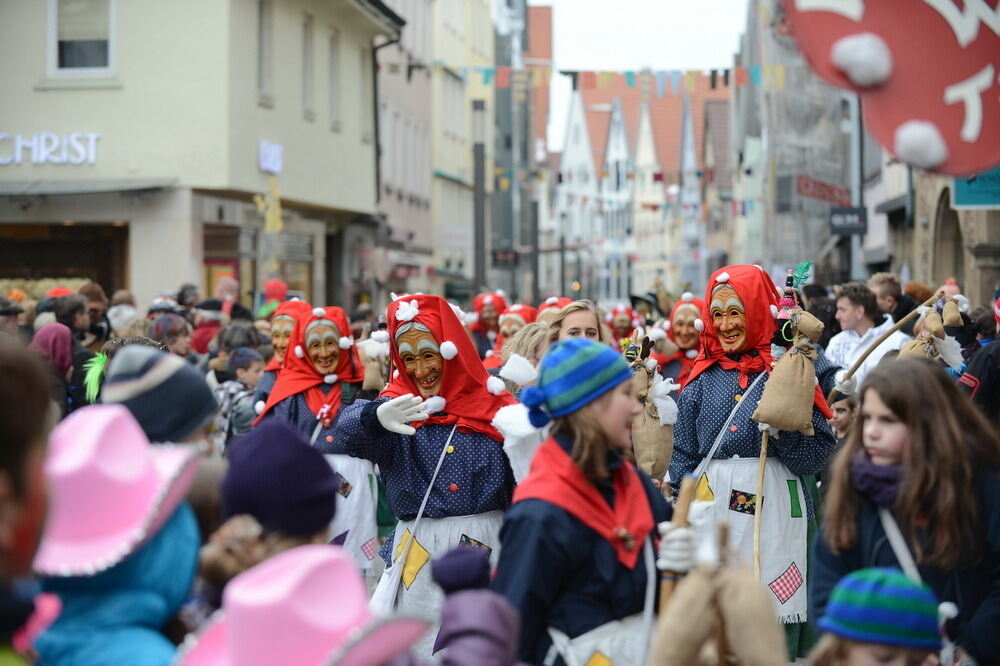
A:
0,179,175,196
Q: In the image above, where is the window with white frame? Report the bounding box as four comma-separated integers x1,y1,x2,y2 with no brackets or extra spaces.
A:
301,13,314,120
257,0,273,105
50,0,114,75
328,28,341,130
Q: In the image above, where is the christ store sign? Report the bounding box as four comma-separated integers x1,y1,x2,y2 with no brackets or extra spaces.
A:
0,132,101,165
785,0,1000,175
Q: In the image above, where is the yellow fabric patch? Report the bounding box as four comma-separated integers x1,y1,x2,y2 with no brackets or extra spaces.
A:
695,472,715,502
584,652,612,666
394,529,431,589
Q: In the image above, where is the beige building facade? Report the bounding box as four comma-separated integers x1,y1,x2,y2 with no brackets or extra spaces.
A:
0,0,402,310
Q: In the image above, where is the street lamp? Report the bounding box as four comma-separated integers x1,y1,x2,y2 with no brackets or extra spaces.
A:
472,99,487,293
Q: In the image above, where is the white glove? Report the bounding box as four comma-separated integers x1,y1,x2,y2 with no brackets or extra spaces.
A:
376,394,428,435
834,369,857,396
656,523,695,572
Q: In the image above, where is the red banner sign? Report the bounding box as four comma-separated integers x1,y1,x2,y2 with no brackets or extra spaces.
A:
784,0,1000,175
796,174,851,206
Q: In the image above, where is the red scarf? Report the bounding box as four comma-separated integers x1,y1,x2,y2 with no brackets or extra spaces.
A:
514,438,654,569
263,300,314,372
382,294,516,442
254,306,363,426
683,265,831,417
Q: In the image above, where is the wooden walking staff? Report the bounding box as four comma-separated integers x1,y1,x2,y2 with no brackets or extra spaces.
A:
825,290,943,404
659,476,696,611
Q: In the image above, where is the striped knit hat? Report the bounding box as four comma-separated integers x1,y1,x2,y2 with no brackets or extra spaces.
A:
819,568,941,650
521,338,632,427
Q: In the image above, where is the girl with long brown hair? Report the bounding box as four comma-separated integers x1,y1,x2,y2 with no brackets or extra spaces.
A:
812,357,1000,663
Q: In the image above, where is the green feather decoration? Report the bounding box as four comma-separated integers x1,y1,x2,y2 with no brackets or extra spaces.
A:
83,353,108,404
791,261,813,290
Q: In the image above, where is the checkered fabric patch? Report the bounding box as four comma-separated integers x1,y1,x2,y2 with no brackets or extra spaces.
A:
769,562,804,604
361,537,377,561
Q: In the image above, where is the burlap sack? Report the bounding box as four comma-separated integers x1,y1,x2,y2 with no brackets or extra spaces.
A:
648,566,718,665
631,365,674,479
792,310,824,344
751,337,818,435
898,337,934,360
923,310,946,340
942,299,962,327
359,347,386,392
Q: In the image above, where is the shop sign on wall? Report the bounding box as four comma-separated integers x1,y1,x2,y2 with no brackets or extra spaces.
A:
0,132,100,165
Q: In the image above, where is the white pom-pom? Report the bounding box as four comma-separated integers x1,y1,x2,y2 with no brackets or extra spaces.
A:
294,345,304,358
511,304,522,312
289,296,302,302
371,330,389,343
339,336,353,349
463,312,478,325
396,299,420,322
484,294,493,304
390,292,401,302
499,354,539,386
681,291,694,301
254,400,266,415
545,296,558,305
648,327,666,341
392,369,399,378
312,307,325,317
644,357,659,372
440,340,458,360
831,32,892,87
485,349,495,358
486,375,506,395
694,319,704,332
770,304,779,318
686,349,699,359
715,272,730,283
894,120,948,169
938,602,959,620
421,395,447,414
324,373,338,384
663,320,671,332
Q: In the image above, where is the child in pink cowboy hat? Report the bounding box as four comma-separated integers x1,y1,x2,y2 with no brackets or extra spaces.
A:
176,545,523,666
31,404,203,666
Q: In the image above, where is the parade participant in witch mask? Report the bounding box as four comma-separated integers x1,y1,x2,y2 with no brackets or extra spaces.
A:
335,294,517,656
660,292,705,388
669,265,836,659
484,304,538,369
255,306,376,574
607,304,640,346
253,300,312,409
469,292,508,359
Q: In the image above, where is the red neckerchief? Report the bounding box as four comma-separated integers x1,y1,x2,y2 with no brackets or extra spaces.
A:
513,437,654,569
263,301,314,372
718,352,769,389
382,294,516,442
254,306,362,426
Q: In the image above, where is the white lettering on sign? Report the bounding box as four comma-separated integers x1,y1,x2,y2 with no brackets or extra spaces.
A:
795,0,864,21
923,0,1000,48
943,63,995,142
0,133,100,165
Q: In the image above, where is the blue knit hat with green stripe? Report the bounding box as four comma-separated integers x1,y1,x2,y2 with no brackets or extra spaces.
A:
819,568,941,650
521,338,632,427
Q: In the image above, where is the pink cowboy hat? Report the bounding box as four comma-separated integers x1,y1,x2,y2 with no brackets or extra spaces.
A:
175,545,430,666
33,404,202,577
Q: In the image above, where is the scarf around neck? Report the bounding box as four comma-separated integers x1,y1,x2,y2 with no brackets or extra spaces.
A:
850,453,903,508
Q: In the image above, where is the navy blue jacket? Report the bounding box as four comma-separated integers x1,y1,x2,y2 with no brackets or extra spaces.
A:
811,470,1000,663
492,435,671,665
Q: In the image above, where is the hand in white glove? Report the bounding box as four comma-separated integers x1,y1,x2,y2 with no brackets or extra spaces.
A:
834,369,857,396
656,522,695,572
376,394,429,435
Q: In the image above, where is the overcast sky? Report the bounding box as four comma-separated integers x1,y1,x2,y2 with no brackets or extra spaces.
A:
529,0,751,150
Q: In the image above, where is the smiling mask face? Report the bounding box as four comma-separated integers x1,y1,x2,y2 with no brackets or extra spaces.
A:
672,305,700,350
305,320,341,375
396,324,443,398
270,314,295,363
710,285,748,353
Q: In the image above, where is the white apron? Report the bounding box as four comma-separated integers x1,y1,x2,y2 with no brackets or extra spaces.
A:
542,539,656,666
691,456,808,623
323,454,379,573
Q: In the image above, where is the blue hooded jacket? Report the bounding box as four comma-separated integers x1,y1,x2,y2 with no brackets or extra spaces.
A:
35,503,200,666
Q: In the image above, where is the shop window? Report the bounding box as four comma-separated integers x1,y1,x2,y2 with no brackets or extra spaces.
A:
50,0,114,75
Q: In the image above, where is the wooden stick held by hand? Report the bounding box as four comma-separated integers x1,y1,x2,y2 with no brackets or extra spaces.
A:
753,430,769,580
659,476,696,611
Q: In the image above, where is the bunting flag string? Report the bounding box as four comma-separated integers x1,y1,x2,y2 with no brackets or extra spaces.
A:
376,61,796,92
